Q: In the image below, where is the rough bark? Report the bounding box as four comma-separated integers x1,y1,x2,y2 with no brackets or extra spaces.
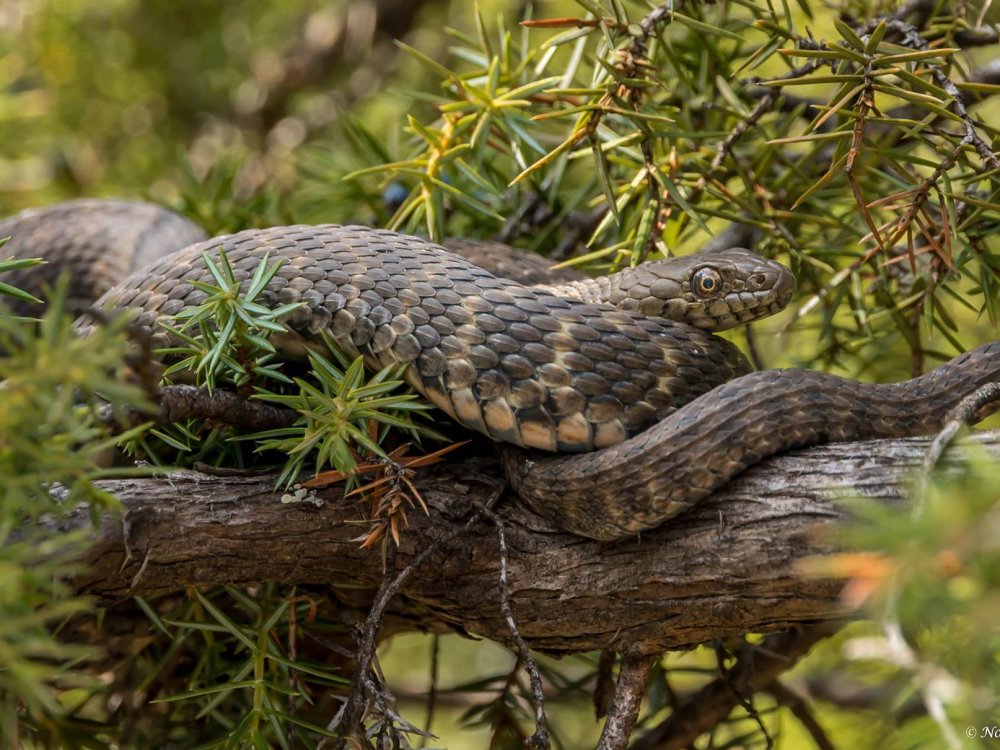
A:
64,431,1000,655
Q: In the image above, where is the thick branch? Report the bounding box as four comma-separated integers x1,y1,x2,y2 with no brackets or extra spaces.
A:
66,432,1000,654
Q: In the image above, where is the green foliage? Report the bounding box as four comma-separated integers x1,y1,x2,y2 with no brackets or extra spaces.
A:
159,248,301,391
140,247,439,486
0,250,44,306
171,157,295,237
825,452,1000,744
0,283,153,742
0,534,103,747
249,340,441,488
141,586,345,749
0,287,152,517
0,0,351,205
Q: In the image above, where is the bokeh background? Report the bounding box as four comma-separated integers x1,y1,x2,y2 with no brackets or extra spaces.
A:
3,1,999,747
0,0,517,216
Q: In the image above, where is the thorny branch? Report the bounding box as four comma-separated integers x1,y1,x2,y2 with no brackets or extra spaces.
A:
94,315,300,433
157,384,299,430
602,2,682,260
872,19,1000,171
101,383,298,433
522,2,725,260
622,1,823,258
845,63,887,254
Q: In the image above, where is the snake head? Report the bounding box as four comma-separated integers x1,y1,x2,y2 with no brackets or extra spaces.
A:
609,247,796,331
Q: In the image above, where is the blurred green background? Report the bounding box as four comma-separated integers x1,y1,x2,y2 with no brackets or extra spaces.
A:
0,0,529,214
3,1,999,747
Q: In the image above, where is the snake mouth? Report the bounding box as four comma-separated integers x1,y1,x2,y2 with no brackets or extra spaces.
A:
738,260,797,318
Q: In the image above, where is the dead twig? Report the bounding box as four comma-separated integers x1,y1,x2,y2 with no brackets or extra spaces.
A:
322,484,506,747
594,650,617,719
482,503,550,749
716,640,774,749
767,679,837,750
417,634,440,748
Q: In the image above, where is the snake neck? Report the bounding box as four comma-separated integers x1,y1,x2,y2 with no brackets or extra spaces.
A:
540,250,795,331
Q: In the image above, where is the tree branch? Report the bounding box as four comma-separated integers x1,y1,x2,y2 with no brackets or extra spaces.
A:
597,655,657,750
64,432,1000,654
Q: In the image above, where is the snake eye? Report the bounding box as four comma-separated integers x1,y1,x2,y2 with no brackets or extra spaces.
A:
691,267,722,298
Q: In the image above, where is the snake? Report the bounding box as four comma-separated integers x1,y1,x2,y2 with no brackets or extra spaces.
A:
3,199,999,540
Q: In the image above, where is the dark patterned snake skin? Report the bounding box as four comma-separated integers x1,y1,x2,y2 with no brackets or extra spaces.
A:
3,199,998,540
0,199,208,318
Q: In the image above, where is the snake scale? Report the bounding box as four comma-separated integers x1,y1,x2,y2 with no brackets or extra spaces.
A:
3,199,999,540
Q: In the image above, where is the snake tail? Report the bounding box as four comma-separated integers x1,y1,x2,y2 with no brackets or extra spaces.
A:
503,341,1000,540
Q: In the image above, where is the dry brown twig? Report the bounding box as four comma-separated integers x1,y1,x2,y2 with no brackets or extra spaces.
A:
303,440,469,553
481,503,551,749
766,680,837,750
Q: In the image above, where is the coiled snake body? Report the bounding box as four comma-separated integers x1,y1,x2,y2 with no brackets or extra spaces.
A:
4,200,999,540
